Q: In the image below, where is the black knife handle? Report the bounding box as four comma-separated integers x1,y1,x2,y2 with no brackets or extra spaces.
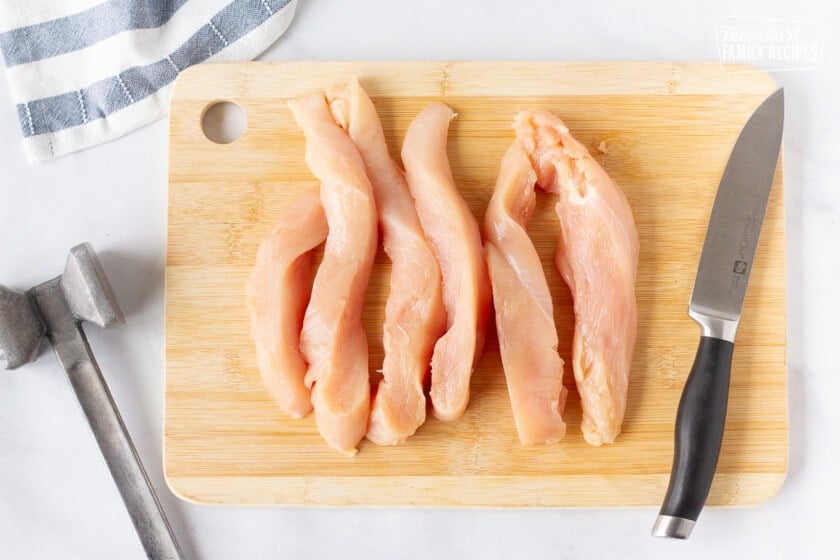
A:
654,336,734,539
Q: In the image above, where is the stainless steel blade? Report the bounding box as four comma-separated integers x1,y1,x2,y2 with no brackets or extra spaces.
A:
689,88,784,341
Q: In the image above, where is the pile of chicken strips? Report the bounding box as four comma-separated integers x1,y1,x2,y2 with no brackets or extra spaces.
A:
246,78,638,455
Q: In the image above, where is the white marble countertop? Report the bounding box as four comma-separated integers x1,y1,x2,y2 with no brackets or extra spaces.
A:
1,1,836,558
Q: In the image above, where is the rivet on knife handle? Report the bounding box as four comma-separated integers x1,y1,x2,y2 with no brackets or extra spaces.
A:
653,88,784,539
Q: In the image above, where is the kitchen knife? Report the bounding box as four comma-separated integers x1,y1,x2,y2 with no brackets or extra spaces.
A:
652,88,784,539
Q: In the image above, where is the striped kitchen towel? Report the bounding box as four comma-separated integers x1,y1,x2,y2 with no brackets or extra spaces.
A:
0,0,297,162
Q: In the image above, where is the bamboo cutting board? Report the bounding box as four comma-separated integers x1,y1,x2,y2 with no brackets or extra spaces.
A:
165,62,787,507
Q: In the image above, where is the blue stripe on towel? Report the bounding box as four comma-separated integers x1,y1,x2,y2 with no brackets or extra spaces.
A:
0,0,190,67
16,0,290,137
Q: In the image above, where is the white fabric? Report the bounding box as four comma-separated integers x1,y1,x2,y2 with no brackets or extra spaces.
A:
4,0,235,102
0,0,298,162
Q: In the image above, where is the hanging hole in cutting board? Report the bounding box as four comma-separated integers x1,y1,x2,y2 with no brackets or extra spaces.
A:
202,101,247,144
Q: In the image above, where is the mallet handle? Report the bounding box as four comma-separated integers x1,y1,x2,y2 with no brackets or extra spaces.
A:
32,279,183,560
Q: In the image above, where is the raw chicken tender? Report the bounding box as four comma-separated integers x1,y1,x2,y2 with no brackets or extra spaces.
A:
327,78,446,445
246,189,327,419
401,103,491,421
484,140,568,444
288,92,378,455
516,110,639,446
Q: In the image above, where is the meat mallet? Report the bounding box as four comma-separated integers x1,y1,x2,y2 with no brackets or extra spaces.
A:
0,243,182,560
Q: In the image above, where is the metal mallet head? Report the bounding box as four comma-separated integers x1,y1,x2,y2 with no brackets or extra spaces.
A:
0,243,182,559
60,243,125,329
0,243,123,370
0,285,44,369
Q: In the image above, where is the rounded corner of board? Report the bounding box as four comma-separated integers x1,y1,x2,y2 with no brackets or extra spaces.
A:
162,473,216,506
169,64,205,96
169,62,251,105
748,470,789,507
710,470,789,509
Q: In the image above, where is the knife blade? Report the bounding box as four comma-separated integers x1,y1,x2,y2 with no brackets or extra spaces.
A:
652,88,784,539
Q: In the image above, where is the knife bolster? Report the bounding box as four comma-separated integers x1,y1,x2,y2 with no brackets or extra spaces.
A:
688,308,739,342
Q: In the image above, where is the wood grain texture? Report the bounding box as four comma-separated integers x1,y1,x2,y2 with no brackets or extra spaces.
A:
165,62,787,507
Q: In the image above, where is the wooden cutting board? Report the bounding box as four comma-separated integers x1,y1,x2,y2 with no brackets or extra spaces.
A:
165,62,787,507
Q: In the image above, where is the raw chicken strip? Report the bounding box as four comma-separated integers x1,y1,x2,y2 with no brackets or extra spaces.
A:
517,111,638,446
246,189,327,419
401,102,491,421
327,78,446,445
484,140,568,444
288,92,378,456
